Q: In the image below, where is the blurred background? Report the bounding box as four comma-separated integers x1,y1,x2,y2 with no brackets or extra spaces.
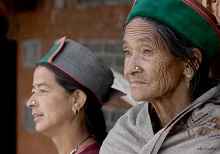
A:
0,0,219,153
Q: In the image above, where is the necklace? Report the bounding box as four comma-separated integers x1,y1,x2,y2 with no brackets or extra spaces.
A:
69,135,91,154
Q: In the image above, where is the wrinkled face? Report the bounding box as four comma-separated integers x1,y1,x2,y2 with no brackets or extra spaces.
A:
26,66,72,135
123,18,185,102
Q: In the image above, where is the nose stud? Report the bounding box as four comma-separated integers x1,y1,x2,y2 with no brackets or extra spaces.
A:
32,101,36,105
135,66,139,70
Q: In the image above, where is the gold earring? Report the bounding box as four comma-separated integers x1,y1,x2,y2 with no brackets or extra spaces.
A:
72,108,81,117
72,110,76,117
186,74,193,88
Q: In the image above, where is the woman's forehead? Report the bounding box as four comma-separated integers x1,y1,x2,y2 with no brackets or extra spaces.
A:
124,19,165,49
125,18,154,34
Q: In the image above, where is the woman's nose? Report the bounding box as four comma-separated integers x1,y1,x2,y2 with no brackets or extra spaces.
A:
132,65,143,74
26,99,37,108
125,59,143,76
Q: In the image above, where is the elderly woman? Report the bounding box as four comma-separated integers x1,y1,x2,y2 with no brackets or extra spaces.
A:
100,0,220,153
26,37,125,154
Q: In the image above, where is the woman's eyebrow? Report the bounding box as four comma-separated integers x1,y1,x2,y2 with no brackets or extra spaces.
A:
32,82,50,89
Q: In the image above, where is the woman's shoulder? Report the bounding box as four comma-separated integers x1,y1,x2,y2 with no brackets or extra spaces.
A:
113,101,150,128
127,101,148,114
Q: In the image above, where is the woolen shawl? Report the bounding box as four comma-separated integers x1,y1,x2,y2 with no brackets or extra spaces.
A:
100,84,220,154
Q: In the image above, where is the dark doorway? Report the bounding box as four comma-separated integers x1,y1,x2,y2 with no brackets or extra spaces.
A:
1,15,17,154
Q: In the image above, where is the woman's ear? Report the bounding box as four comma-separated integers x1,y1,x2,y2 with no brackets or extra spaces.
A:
183,48,202,76
71,89,87,114
192,48,202,70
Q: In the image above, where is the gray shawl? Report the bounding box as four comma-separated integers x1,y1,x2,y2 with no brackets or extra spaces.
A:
100,85,220,154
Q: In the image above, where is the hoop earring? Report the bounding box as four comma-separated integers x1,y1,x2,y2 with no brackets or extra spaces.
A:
72,108,80,117
72,110,76,117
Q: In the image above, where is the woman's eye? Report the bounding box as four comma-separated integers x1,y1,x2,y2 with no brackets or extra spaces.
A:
40,89,46,93
143,49,152,54
123,50,131,56
143,48,154,56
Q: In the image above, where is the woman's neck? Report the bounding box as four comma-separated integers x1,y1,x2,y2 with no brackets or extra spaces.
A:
150,84,191,127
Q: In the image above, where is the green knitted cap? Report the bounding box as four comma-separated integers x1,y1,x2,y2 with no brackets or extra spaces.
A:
126,0,220,58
